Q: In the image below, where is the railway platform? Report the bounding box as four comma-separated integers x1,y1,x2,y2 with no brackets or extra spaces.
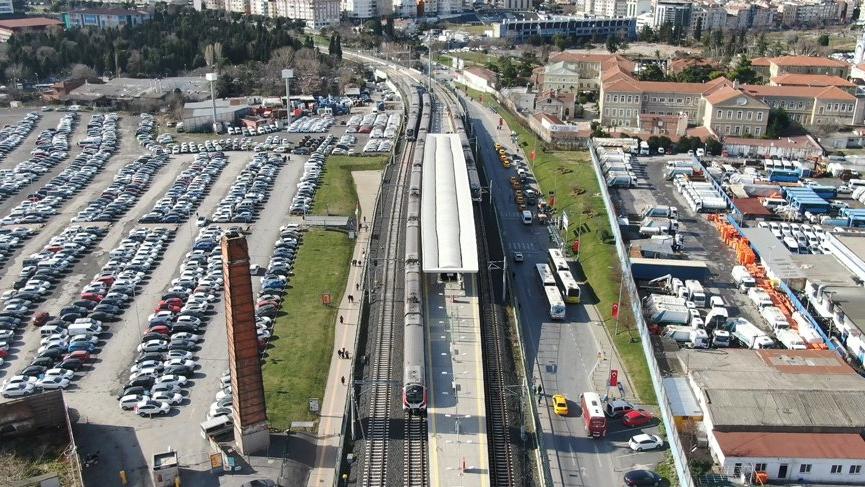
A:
425,274,490,487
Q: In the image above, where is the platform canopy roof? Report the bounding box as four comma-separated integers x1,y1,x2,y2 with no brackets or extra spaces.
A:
421,134,478,274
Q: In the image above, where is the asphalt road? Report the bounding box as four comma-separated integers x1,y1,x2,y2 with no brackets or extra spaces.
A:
461,94,666,486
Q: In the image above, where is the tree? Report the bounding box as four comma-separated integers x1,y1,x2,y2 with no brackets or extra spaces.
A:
69,63,97,80
638,63,665,81
605,34,619,53
638,25,656,43
675,65,713,83
692,17,703,42
647,135,673,153
817,33,830,47
704,137,722,156
552,34,567,51
730,56,758,84
766,107,792,138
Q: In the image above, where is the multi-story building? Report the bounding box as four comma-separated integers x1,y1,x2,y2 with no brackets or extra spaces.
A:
584,0,628,17
492,16,637,41
534,52,635,93
499,0,531,10
626,0,651,16
741,84,860,128
750,56,850,80
779,0,842,26
224,0,250,14
653,0,692,29
63,8,152,29
0,17,62,42
0,0,13,15
703,85,771,137
342,0,377,19
769,73,856,93
271,0,339,28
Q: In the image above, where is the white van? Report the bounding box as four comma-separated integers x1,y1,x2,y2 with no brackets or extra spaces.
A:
40,325,66,338
68,322,102,337
521,210,533,225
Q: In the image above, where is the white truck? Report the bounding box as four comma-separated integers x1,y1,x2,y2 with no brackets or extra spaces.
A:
642,205,679,219
684,280,707,308
731,265,756,291
729,318,774,349
711,329,731,347
644,294,690,324
747,287,773,308
760,306,791,332
663,325,710,348
776,328,807,350
704,307,728,329
639,217,679,236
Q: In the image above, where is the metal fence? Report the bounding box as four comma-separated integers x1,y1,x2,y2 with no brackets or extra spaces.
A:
588,141,694,487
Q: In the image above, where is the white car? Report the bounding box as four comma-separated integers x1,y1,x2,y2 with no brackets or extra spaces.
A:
44,368,75,381
155,374,188,388
119,394,148,410
216,389,232,402
150,382,181,395
135,399,171,417
169,332,201,344
166,350,194,361
2,382,35,398
208,402,231,419
151,391,183,405
3,375,37,387
36,376,70,390
163,358,195,369
629,434,664,451
130,360,163,374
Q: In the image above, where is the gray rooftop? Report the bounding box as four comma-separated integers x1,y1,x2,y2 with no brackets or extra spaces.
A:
823,285,865,330
679,349,865,432
68,77,211,101
741,227,806,282
791,254,858,287
837,234,865,261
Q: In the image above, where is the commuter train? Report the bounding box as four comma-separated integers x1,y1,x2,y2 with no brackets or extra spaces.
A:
405,88,420,141
452,111,482,202
402,89,431,415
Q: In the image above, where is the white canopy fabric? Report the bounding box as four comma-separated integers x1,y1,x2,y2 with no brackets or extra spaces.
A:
421,134,478,273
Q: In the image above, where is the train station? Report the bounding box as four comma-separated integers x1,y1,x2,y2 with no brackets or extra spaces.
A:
421,132,488,486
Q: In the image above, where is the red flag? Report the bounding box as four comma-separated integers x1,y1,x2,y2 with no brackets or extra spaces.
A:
571,240,581,253
530,150,536,161
612,303,619,319
609,369,618,387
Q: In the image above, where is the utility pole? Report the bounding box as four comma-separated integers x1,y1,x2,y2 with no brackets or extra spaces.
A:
282,69,294,128
205,72,218,133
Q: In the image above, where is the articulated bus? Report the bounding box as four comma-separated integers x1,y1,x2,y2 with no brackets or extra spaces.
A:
543,285,566,320
536,263,557,287
580,391,608,438
548,249,581,304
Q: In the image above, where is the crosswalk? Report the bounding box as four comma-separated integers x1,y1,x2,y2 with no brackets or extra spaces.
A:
509,241,536,251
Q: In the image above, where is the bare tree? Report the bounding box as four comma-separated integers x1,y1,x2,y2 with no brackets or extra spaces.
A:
204,44,214,68
70,63,97,80
4,63,30,85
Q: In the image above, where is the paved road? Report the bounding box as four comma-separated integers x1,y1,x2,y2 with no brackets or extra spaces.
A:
460,93,665,486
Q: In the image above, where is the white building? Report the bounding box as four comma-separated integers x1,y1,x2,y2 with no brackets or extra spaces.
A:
342,0,379,18
584,0,628,17
779,0,842,26
224,0,250,13
0,0,13,15
275,0,340,28
626,0,651,17
855,30,865,65
712,431,865,484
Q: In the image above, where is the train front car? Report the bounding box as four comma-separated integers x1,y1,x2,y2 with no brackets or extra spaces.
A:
402,312,426,414
406,88,421,141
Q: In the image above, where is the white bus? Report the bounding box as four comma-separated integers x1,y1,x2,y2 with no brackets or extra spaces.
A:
536,263,556,287
544,285,567,320
548,248,569,272
557,269,582,304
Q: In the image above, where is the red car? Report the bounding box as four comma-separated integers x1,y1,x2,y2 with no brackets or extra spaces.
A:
80,293,103,303
94,275,115,286
154,303,181,313
622,410,654,428
0,349,8,359
147,325,171,335
32,311,51,327
65,350,91,362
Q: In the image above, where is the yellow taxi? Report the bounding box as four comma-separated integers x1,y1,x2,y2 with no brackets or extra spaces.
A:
552,393,569,416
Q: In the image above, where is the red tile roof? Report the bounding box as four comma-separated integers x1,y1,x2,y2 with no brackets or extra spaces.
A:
0,17,62,29
762,55,850,68
771,73,855,88
703,85,746,105
464,66,497,84
742,84,856,101
715,432,865,460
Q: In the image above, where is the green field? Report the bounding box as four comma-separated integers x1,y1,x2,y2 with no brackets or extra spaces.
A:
443,23,491,36
460,85,656,404
311,155,388,215
439,50,498,67
262,229,354,427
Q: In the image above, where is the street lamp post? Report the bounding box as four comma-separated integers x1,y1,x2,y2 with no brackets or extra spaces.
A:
205,72,219,133
282,69,294,129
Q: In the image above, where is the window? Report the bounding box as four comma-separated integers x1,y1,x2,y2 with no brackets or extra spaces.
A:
833,103,839,111
676,98,683,104
613,95,618,103
717,109,723,118
757,112,764,121
660,97,666,103
747,111,753,120
800,464,812,473
651,97,658,102
755,463,767,472
643,95,648,101
850,465,862,475
831,465,843,474
734,464,743,475
745,126,751,135
725,125,730,134
737,111,743,120
686,97,692,104
798,101,804,109
734,126,740,135
727,110,733,118
754,127,761,136
626,95,632,103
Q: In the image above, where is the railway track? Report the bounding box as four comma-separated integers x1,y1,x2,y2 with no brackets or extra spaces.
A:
362,82,416,487
472,118,518,486
403,413,429,487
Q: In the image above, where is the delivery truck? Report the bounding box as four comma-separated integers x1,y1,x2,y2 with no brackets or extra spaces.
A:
684,280,707,308
663,325,709,348
729,318,774,349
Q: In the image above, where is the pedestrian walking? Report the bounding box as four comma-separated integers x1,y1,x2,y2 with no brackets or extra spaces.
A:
341,376,346,385
352,259,357,267
339,315,344,324
338,350,344,359
348,294,354,303
356,282,360,290
345,350,350,359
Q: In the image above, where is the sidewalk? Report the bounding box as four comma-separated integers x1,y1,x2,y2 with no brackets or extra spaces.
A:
306,170,382,487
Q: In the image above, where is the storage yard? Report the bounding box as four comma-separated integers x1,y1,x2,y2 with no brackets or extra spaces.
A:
596,137,865,484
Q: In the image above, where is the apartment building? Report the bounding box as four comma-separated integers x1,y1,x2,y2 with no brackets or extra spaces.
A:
0,0,12,15
750,56,850,80
653,0,692,29
626,0,651,16
342,0,377,19
272,0,339,28
583,0,628,17
225,0,250,13
741,84,859,128
779,0,842,26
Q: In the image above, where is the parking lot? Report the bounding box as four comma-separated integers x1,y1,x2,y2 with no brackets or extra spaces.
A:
0,101,400,484
609,154,764,356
